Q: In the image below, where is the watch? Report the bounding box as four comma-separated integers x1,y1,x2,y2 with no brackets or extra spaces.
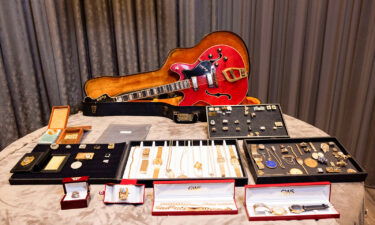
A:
289,204,329,214
153,147,163,178
228,146,242,177
251,144,264,169
139,148,150,174
216,145,226,177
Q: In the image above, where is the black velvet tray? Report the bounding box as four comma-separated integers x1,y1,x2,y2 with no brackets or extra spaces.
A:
9,143,128,185
243,137,367,184
122,139,248,187
206,104,289,139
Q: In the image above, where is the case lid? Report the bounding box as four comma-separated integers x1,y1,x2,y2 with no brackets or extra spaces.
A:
154,180,235,201
48,106,70,129
245,182,331,205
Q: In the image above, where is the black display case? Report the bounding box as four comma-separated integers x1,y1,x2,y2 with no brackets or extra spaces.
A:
9,143,128,185
243,137,367,184
206,104,289,139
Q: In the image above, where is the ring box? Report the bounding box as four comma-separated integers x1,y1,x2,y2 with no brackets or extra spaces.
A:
152,180,238,216
101,179,145,204
61,176,90,210
244,182,339,221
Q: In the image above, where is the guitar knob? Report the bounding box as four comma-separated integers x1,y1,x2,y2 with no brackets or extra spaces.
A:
214,63,219,67
208,54,213,58
224,56,228,61
217,48,222,53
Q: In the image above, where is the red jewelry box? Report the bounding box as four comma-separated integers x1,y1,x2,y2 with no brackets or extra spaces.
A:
60,176,90,210
101,179,145,204
152,179,238,216
244,182,340,221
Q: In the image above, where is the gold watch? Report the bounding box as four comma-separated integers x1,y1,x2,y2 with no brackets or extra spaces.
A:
153,147,163,178
216,145,226,177
251,144,264,169
228,146,242,177
139,148,150,174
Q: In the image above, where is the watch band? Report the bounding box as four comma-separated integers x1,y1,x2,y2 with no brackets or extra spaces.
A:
139,148,150,174
250,144,264,169
228,146,242,177
153,146,163,178
216,145,226,177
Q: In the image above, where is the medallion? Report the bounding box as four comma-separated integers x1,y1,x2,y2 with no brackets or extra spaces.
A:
71,161,83,169
265,160,277,169
289,168,303,175
20,156,35,167
304,158,318,168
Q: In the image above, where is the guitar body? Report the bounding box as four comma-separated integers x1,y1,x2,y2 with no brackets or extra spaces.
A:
84,31,250,106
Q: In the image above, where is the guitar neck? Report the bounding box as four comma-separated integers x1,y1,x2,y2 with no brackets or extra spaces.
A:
114,79,191,102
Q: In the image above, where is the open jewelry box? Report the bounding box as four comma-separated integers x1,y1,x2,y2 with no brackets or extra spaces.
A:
245,182,339,221
101,179,145,204
61,176,90,210
243,137,367,184
9,143,128,184
206,104,289,139
121,139,248,187
39,106,70,144
152,180,238,216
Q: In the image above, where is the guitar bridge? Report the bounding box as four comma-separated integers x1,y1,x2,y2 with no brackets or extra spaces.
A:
222,68,247,82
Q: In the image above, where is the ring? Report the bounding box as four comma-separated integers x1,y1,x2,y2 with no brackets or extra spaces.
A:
253,203,272,215
71,191,80,198
50,143,59,150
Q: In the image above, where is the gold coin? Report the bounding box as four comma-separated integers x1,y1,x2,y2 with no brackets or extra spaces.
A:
304,158,318,168
20,156,35,166
289,168,303,174
347,168,357,173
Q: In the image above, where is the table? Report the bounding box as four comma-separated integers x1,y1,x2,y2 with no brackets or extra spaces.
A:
0,113,365,225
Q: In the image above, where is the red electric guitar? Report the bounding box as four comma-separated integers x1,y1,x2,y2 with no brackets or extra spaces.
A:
84,31,249,106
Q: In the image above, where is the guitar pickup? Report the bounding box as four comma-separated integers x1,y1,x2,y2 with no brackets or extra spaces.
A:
191,76,199,91
222,67,247,83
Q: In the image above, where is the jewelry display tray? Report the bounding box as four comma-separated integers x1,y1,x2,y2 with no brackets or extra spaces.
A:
206,104,289,139
121,139,248,187
9,143,128,185
243,137,367,184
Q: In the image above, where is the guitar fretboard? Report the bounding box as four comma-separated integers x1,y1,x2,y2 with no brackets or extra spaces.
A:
114,79,191,102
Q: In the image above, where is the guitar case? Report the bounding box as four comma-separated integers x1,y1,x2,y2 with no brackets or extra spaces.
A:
81,31,259,123
81,96,260,123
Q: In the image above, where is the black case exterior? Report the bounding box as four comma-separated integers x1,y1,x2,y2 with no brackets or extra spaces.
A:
81,101,207,123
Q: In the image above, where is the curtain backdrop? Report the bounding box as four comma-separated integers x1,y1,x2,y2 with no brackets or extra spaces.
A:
0,0,374,185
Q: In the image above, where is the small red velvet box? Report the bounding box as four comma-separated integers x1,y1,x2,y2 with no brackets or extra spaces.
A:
152,179,238,216
244,182,340,221
61,176,90,210
101,179,145,204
